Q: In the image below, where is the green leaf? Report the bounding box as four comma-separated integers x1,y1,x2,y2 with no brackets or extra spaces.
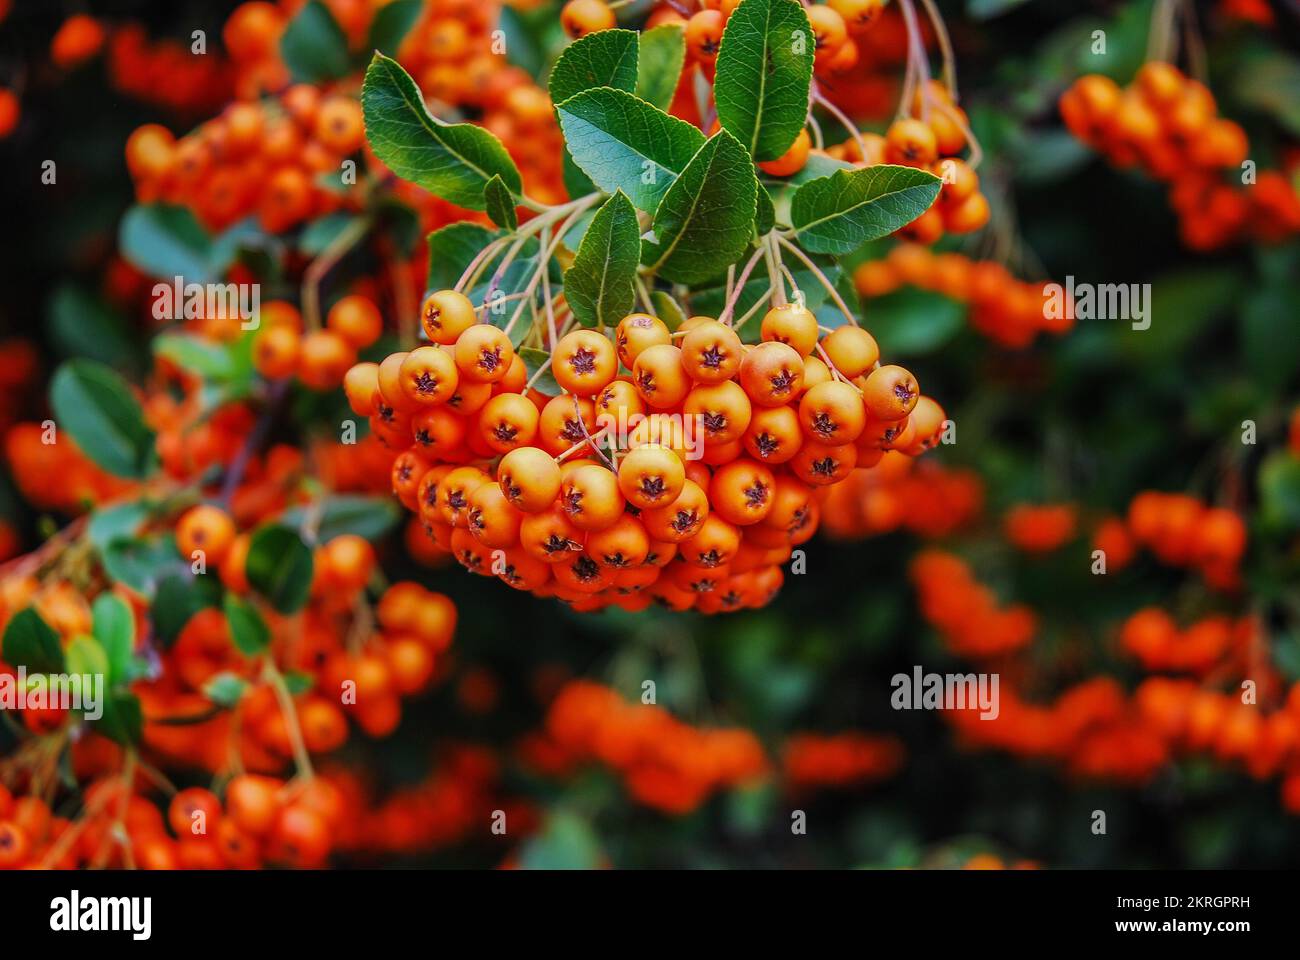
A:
203,672,250,707
497,6,546,77
367,0,422,55
860,288,964,356
556,87,705,213
87,501,150,555
361,52,522,210
246,524,314,614
224,594,271,656
283,670,315,695
548,28,639,105
519,347,560,395
49,360,156,479
755,184,776,236
650,290,687,333
563,150,598,200
154,333,238,380
484,175,519,231
642,130,758,284
791,165,941,255
65,635,109,688
91,594,135,686
714,0,814,161
119,204,214,284
95,692,143,746
298,213,358,257
1259,453,1300,532
279,495,401,542
101,534,182,597
426,222,500,292
281,0,352,84
1242,286,1300,392
564,191,640,329
47,285,138,370
2,608,64,674
637,23,686,111
517,810,603,869
151,570,221,646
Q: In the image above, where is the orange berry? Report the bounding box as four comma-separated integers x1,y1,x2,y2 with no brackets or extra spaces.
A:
327,295,383,349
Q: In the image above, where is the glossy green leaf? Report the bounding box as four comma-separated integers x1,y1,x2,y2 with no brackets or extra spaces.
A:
151,570,221,646
556,87,705,213
636,23,686,111
2,608,64,674
119,204,214,284
49,360,156,479
246,524,314,614
714,0,814,161
484,175,519,231
225,594,271,656
548,28,639,105
95,692,143,746
564,191,640,329
642,130,758,284
426,222,500,292
279,495,401,542
367,0,423,55
281,0,352,84
203,672,250,708
362,52,522,210
790,164,942,255
519,347,560,396
91,594,136,686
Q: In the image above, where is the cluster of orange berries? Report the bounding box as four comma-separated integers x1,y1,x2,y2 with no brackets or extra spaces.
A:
323,747,517,858
1121,490,1247,590
1136,678,1300,810
219,0,566,203
4,423,133,515
1003,503,1078,553
948,677,1172,784
946,671,1300,802
854,244,1072,349
1061,63,1300,249
781,731,903,790
251,297,382,391
346,288,944,613
50,14,107,70
108,24,235,116
0,773,351,870
536,681,767,814
910,550,1038,658
1119,607,1254,676
819,452,983,541
125,85,366,233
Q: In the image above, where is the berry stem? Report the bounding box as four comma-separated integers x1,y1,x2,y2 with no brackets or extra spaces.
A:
302,215,371,333
776,235,859,327
717,245,768,326
917,0,958,100
262,657,315,782
812,85,867,162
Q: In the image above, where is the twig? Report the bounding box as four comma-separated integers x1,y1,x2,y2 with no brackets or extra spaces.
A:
777,234,859,327
302,216,371,332
718,246,769,325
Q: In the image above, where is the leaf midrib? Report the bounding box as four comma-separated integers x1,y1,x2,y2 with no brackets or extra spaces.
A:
374,55,500,191
646,139,725,273
794,173,937,235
